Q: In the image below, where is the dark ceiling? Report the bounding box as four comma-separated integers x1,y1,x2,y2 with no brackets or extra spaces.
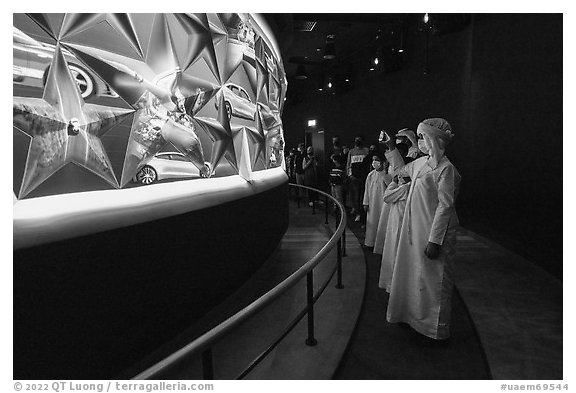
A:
262,13,471,96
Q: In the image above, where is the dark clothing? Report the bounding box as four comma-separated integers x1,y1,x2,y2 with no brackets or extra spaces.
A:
347,146,370,211
347,146,370,179
329,167,346,186
294,152,305,175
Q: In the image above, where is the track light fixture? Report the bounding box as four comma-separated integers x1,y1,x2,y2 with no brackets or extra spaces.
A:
295,64,308,80
323,34,336,60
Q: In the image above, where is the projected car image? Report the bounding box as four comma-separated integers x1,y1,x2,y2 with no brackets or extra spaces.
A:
13,27,117,99
214,82,257,121
135,152,205,185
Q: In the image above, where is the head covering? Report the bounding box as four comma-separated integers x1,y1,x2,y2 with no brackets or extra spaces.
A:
417,118,454,144
397,128,417,147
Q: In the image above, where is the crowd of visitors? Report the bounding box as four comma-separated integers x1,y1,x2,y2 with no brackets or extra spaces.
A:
285,117,461,343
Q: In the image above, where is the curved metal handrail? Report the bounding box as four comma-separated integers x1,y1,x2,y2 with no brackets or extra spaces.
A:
133,183,347,380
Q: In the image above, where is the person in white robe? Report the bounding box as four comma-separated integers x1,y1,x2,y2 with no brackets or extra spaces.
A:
384,118,461,340
373,127,418,255
362,154,392,247
378,175,410,292
372,187,392,255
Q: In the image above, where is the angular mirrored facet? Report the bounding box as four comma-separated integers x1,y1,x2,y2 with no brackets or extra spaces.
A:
147,14,180,77
26,13,62,40
59,13,103,39
14,100,68,198
108,13,144,59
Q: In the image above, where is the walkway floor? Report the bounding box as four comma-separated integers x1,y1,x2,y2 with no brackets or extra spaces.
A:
335,215,491,380
124,197,563,380
337,211,562,380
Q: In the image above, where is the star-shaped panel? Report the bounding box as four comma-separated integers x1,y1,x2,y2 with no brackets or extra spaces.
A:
13,45,134,198
120,92,209,186
173,13,223,84
61,17,212,184
195,93,239,175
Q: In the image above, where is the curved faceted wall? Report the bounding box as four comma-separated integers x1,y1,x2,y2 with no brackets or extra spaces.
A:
13,13,287,200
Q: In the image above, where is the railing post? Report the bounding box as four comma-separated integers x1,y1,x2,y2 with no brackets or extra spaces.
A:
202,348,215,380
324,194,329,225
342,227,347,257
336,237,344,289
305,271,318,346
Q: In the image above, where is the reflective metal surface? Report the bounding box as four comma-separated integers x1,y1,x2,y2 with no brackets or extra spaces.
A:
13,13,287,199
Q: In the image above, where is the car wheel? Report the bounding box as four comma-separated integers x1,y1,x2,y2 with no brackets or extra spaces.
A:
225,101,232,121
199,162,212,178
43,64,96,99
137,166,157,185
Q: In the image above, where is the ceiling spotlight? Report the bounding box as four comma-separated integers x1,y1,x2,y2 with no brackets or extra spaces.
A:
374,57,379,65
369,67,375,71
323,34,336,60
295,64,308,80
424,13,429,24
398,49,404,53
328,81,332,89
345,78,350,82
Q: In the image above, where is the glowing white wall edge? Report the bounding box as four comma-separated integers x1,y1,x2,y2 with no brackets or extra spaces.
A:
14,167,288,250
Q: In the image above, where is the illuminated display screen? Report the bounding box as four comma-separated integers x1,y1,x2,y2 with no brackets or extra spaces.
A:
13,13,287,199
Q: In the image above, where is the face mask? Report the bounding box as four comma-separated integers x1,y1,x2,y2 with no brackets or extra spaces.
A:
372,161,382,170
418,140,429,155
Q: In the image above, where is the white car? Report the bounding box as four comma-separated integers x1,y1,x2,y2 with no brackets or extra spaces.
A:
13,27,118,99
135,152,203,185
215,82,257,121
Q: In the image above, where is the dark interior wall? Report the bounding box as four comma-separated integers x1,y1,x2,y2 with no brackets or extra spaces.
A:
14,181,289,379
461,14,562,277
282,14,562,277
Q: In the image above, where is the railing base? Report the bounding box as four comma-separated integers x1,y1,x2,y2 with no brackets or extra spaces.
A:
305,338,318,346
335,284,344,289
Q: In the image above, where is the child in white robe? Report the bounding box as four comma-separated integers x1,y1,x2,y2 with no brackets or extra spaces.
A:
362,155,391,247
384,118,461,341
378,175,410,292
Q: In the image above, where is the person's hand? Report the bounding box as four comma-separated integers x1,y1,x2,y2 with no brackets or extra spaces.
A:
384,130,396,151
424,242,441,259
363,205,369,212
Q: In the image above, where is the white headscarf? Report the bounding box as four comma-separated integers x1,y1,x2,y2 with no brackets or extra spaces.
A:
416,118,454,145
